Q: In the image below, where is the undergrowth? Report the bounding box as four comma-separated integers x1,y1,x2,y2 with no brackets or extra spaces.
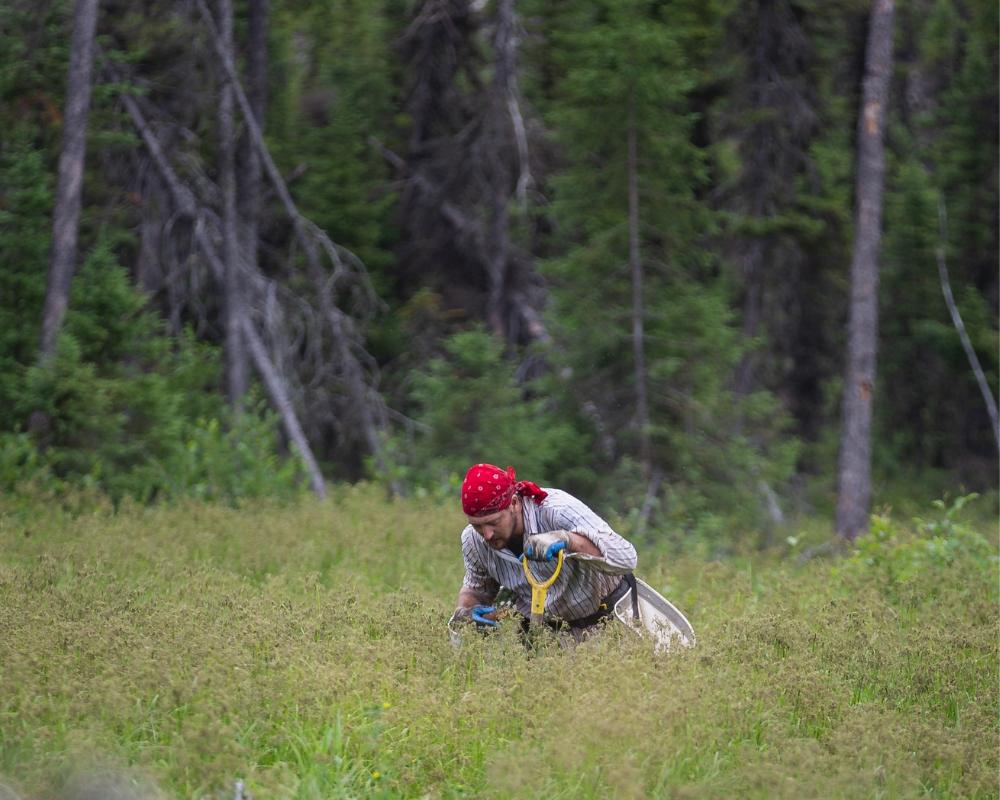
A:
0,486,995,798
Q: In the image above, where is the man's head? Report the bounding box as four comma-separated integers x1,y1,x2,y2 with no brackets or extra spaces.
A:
461,463,545,550
467,493,523,550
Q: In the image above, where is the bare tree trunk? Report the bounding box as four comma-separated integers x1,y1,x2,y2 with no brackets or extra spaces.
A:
39,0,100,361
835,0,894,541
627,95,652,477
217,0,248,406
496,0,532,208
242,319,326,497
484,0,545,345
239,0,267,334
136,166,163,296
486,0,512,340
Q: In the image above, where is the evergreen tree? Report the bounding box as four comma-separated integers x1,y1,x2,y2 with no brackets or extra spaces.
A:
533,0,795,525
876,0,998,484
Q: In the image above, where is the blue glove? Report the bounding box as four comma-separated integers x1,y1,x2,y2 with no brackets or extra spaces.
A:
470,605,499,627
450,605,499,627
524,530,571,561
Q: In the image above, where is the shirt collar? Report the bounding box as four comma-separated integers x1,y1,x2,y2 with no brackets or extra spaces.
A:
497,497,543,563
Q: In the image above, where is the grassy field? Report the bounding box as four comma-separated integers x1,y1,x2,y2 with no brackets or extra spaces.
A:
0,486,996,799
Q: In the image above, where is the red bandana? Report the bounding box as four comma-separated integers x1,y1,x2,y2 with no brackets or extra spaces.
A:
461,463,548,517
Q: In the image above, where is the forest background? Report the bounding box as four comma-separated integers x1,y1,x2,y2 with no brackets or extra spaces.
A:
1,0,997,546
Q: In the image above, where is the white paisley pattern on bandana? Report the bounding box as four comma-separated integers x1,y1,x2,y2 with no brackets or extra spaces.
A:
460,488,637,622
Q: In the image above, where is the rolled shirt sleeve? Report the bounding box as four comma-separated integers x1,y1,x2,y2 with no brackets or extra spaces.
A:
538,489,637,574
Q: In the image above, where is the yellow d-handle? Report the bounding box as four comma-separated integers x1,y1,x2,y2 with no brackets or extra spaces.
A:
521,549,565,617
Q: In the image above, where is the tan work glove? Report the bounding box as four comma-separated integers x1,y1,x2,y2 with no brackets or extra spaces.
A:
523,530,571,561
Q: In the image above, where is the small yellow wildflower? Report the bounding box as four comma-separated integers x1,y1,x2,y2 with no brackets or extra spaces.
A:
371,771,381,780
382,701,391,709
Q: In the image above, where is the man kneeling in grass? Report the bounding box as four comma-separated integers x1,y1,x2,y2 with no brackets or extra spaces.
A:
450,463,638,638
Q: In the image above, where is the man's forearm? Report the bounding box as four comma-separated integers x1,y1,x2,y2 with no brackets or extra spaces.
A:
456,586,493,610
565,530,636,573
567,531,602,558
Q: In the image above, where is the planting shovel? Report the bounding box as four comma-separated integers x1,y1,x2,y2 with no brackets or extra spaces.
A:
520,548,565,628
521,549,695,650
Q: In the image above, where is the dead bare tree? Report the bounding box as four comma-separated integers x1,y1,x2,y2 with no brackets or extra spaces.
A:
238,0,268,344
835,0,895,541
215,0,248,406
39,0,100,361
482,0,547,345
101,0,395,488
193,0,389,467
106,57,327,497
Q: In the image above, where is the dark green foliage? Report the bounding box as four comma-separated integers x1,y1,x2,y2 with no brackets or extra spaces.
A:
3,244,304,502
0,0,995,523
877,0,999,479
527,0,798,531
270,0,396,280
381,328,593,495
877,156,998,475
0,144,52,414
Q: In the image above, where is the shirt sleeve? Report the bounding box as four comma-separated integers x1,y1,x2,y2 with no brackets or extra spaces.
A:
460,527,501,598
540,490,638,574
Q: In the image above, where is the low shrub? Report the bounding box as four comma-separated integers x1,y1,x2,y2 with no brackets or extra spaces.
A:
0,489,995,798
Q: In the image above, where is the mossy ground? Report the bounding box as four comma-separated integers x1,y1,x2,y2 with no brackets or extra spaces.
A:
0,486,996,798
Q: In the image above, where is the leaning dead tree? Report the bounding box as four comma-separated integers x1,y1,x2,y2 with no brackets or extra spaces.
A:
194,0,389,467
106,57,326,497
39,0,100,361
936,199,1000,452
101,0,392,494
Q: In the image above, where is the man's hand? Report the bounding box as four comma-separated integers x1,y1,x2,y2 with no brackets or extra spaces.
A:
449,605,499,628
524,530,572,561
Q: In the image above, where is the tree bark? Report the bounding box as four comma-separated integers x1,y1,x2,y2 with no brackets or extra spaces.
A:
39,0,100,361
495,0,532,208
627,95,652,477
217,0,248,406
239,0,267,342
835,0,895,541
242,319,327,497
485,0,513,340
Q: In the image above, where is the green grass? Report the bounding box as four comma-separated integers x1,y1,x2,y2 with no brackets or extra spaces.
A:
0,485,996,798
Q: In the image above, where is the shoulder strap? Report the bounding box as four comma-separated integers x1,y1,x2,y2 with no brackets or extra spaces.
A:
624,573,639,621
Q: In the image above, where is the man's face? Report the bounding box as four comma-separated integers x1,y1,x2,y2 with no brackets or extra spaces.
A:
467,497,521,551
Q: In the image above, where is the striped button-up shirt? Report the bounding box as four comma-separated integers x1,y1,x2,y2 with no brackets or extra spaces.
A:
460,488,638,622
